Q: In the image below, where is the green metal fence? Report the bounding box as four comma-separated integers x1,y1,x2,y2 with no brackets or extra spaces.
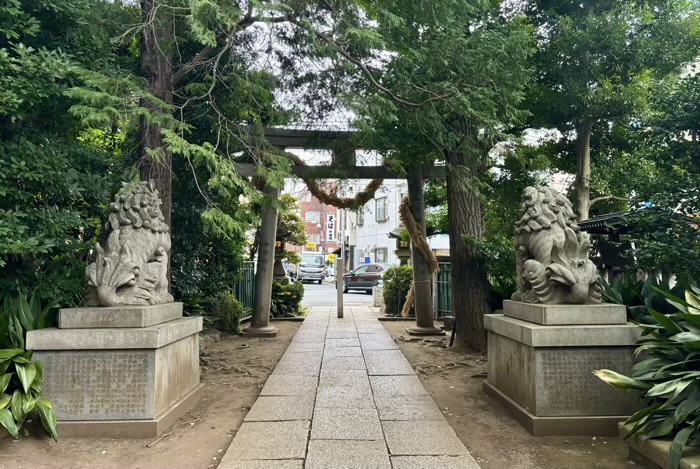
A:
235,261,256,312
436,262,452,317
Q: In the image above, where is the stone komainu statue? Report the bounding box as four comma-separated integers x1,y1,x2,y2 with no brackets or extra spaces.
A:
512,186,601,304
86,181,174,306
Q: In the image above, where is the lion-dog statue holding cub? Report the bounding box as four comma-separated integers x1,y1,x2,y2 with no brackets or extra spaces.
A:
512,186,601,304
86,180,174,306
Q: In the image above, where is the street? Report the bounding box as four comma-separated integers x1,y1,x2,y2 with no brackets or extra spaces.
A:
301,281,374,307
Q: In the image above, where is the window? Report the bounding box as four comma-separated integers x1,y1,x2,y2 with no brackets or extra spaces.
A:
375,198,388,222
367,264,382,273
375,248,388,264
308,233,320,244
354,265,369,274
305,211,320,223
356,208,364,226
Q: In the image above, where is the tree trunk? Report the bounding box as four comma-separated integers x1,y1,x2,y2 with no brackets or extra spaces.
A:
574,118,594,221
446,149,491,352
139,0,173,228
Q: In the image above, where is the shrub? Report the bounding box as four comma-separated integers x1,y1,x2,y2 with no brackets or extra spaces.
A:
383,266,413,317
600,272,688,322
0,348,58,441
0,291,57,350
596,286,700,469
208,291,245,333
0,292,58,440
270,281,304,318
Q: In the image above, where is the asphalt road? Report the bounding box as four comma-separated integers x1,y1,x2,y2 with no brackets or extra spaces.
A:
301,281,374,307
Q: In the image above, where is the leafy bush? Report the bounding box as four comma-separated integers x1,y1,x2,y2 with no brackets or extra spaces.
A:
208,291,245,333
270,281,304,318
383,266,413,317
0,348,58,441
600,272,688,322
0,291,57,350
596,286,700,469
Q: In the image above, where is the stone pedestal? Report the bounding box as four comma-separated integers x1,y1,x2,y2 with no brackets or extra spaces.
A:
26,303,203,438
483,301,641,436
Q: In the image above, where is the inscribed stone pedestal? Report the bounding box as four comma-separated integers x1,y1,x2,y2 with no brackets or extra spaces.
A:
484,310,641,436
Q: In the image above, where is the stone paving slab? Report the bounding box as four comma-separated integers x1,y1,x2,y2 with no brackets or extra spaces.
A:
322,355,367,370
325,338,361,347
382,421,470,456
272,358,321,376
285,342,324,353
306,440,391,469
260,375,319,396
359,334,398,350
316,385,376,408
290,333,327,343
375,395,445,421
220,421,309,460
325,330,359,339
370,375,430,397
219,306,480,469
319,369,370,387
323,346,363,357
364,350,415,375
310,407,383,440
244,395,315,421
390,455,480,469
218,459,304,469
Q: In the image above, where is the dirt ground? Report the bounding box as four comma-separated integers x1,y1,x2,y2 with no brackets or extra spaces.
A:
381,321,644,469
0,321,300,469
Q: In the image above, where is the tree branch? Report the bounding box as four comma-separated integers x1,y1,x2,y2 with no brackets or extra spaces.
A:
589,195,631,207
172,13,291,87
312,30,454,109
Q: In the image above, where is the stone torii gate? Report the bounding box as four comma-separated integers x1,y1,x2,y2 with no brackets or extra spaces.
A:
236,127,446,338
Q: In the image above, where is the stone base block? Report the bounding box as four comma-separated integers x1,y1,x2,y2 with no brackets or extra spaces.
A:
55,383,204,439
503,300,626,325
621,424,700,469
58,303,183,328
406,325,445,336
26,314,203,436
483,382,626,437
484,313,641,436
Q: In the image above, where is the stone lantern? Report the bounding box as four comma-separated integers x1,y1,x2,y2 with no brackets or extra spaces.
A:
273,227,291,285
388,227,411,265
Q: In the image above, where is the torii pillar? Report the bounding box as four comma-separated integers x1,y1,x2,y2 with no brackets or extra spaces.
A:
406,166,444,336
241,182,279,337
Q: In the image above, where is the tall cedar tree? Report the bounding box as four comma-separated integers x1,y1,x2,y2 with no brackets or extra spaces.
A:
351,0,533,351
523,0,699,220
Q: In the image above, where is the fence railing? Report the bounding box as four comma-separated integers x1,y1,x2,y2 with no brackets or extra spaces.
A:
436,262,452,317
235,261,256,312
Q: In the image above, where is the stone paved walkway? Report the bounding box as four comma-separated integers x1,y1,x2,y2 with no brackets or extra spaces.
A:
219,306,479,469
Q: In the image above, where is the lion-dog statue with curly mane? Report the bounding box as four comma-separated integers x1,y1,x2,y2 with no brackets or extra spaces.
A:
512,186,601,304
86,181,174,306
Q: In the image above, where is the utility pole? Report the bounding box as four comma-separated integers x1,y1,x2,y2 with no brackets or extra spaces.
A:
321,203,327,267
336,207,344,318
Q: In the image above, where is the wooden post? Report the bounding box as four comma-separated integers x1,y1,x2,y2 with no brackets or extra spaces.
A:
406,166,444,336
241,183,280,337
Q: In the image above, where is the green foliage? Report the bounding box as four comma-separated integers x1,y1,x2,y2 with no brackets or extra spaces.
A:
0,348,57,441
596,287,700,469
522,0,699,216
208,290,245,334
270,281,304,318
171,156,245,303
0,291,57,350
601,272,689,323
0,0,128,305
464,235,517,311
382,266,413,317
